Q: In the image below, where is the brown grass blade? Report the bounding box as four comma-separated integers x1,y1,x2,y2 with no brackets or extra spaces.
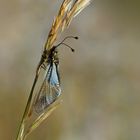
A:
24,100,61,139
44,0,72,50
44,0,91,50
16,1,91,140
61,0,91,31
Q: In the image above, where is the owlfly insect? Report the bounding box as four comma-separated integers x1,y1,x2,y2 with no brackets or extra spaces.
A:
33,36,78,113
16,0,91,140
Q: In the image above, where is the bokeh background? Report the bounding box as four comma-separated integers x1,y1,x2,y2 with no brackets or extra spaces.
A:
0,0,140,140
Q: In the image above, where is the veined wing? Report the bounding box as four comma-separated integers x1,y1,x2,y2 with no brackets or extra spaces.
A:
44,0,91,50
34,63,61,114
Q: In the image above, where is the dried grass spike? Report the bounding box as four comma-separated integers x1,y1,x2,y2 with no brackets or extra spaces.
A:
61,0,91,31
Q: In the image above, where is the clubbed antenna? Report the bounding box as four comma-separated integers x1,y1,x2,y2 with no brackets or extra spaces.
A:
74,36,79,39
55,35,79,52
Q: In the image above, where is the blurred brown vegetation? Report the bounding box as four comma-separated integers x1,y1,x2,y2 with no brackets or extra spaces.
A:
0,0,140,140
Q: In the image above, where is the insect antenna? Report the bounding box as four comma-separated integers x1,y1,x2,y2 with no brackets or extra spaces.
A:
55,36,78,52
59,42,75,52
60,36,78,44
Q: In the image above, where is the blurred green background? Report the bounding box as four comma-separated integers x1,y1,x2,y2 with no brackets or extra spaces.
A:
0,0,140,140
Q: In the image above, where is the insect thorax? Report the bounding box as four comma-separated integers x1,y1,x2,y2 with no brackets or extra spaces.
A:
42,48,59,65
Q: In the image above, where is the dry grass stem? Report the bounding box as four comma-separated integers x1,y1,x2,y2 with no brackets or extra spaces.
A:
16,0,91,140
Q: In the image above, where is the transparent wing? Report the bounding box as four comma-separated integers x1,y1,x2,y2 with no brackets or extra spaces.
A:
34,63,61,114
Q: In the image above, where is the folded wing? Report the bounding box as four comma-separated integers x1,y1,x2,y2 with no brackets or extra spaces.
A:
34,63,61,114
